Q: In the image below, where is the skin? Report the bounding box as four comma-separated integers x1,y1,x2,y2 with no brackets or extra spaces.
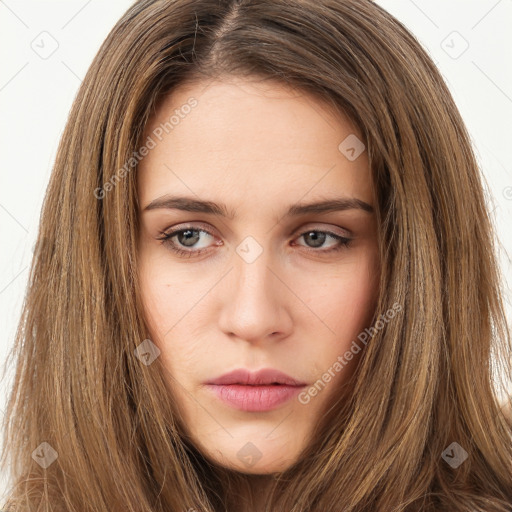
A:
136,76,380,496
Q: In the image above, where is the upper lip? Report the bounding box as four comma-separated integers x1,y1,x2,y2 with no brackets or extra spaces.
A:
205,368,306,386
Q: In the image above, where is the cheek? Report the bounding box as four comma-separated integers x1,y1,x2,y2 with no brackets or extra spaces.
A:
138,256,219,381
138,248,200,339
299,258,378,398
300,254,379,340
335,269,377,332
140,281,199,363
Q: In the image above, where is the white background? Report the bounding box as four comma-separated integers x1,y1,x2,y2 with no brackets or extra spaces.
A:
1,0,511,502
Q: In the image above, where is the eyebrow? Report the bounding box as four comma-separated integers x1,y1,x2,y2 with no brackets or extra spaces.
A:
142,195,374,218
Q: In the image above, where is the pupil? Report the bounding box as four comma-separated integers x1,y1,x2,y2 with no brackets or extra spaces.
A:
305,231,325,248
180,229,200,247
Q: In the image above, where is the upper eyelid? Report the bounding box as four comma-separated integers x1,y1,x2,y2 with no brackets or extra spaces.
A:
290,223,352,238
162,222,217,237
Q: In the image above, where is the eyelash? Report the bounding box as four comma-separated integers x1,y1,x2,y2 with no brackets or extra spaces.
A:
156,225,353,258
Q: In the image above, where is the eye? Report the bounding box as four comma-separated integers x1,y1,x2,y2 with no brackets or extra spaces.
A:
157,226,217,258
293,230,352,254
156,225,353,258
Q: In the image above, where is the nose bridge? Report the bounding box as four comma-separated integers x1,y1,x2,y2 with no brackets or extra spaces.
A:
235,248,273,302
217,238,289,341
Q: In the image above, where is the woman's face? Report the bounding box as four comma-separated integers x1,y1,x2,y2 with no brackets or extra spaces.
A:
137,76,379,474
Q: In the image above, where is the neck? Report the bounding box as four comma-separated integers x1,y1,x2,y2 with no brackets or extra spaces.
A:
227,473,275,512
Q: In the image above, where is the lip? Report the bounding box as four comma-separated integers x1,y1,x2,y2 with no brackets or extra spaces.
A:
205,368,307,386
204,368,307,412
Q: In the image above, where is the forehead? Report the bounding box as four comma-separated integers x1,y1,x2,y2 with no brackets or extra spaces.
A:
137,77,373,213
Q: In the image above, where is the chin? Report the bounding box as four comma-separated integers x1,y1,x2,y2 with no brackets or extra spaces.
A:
192,432,305,475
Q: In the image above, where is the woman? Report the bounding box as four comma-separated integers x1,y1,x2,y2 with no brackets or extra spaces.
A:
1,0,511,510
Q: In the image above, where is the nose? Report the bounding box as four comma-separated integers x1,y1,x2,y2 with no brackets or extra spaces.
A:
217,246,293,345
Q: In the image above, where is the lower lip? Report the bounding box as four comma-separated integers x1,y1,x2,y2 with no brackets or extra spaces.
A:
204,384,305,412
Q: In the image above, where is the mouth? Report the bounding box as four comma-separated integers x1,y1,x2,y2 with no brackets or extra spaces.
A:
204,368,307,412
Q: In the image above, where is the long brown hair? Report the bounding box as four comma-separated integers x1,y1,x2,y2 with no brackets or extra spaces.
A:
1,0,511,510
